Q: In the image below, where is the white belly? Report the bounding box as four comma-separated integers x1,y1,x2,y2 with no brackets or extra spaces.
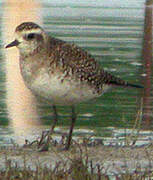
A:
21,59,111,105
26,69,101,105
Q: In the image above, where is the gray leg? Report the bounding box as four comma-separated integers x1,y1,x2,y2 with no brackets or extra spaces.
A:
39,105,58,151
65,106,77,150
50,105,58,133
46,105,58,143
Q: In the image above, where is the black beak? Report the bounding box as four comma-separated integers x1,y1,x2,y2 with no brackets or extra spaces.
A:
5,40,19,48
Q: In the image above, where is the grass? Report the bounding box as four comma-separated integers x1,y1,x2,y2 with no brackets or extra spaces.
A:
1,154,153,180
0,139,152,180
0,99,152,180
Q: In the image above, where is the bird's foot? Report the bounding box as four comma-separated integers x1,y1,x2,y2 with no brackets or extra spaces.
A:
38,143,49,152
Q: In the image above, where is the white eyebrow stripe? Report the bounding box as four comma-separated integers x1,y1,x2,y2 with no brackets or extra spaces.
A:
21,29,42,35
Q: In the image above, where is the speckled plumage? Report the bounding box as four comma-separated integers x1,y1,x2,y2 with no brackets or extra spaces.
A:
15,22,41,32
6,22,143,150
46,37,129,95
9,22,142,106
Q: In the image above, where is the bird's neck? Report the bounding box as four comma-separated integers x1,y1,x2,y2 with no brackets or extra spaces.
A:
19,45,46,59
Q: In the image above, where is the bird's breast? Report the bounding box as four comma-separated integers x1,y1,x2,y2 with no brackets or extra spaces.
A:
19,59,111,105
32,71,103,105
20,65,101,105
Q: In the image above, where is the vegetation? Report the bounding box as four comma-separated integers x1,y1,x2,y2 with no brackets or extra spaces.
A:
0,138,152,180
0,102,152,180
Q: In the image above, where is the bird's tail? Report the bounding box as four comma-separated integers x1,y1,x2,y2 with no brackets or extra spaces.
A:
110,80,143,88
101,70,143,88
126,83,143,88
108,78,143,88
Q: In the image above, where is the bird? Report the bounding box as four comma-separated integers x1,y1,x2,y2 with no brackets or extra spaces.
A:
5,22,143,150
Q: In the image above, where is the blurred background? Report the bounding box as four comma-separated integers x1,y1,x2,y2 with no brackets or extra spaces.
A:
0,0,152,146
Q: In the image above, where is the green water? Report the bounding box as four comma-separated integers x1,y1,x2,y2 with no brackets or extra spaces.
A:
0,2,145,129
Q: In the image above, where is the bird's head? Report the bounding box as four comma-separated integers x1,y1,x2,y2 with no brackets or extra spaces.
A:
5,22,47,56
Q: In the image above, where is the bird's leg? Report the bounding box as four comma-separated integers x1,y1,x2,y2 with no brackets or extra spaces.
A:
65,106,77,150
39,105,58,151
46,105,58,142
50,105,58,134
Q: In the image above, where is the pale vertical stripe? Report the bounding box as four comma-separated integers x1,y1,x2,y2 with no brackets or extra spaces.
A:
2,0,42,144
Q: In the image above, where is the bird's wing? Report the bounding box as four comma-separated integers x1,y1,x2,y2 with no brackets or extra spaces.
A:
48,37,142,92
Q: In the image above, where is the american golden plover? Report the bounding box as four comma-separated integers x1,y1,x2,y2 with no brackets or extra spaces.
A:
6,22,143,150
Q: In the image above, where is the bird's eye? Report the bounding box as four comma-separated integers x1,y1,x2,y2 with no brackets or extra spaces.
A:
26,33,35,40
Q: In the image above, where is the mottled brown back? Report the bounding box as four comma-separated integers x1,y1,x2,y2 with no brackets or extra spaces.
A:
47,37,130,94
